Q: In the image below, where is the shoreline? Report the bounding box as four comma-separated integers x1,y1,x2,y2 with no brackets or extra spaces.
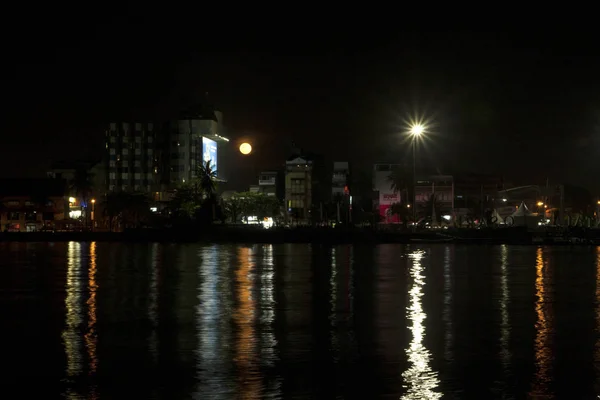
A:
1,227,600,245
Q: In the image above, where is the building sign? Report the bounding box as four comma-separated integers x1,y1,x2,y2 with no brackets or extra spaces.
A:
202,137,217,171
379,192,400,205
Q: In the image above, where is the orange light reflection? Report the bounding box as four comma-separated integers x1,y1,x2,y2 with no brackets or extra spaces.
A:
529,247,553,398
84,242,98,374
234,247,262,398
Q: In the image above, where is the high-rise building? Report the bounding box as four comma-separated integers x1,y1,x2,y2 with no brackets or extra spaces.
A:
167,109,229,185
103,107,230,202
105,122,163,197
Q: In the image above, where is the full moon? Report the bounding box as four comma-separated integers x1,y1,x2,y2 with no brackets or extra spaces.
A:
239,142,252,155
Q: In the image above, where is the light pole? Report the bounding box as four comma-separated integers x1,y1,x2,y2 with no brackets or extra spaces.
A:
410,124,424,224
91,199,96,230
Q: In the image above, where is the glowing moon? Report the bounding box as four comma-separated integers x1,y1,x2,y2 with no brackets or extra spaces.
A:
239,142,252,155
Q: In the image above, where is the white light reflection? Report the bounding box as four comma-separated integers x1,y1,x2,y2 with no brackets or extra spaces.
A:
595,247,600,390
195,245,226,398
62,242,84,379
442,246,452,361
499,244,511,369
330,247,339,359
260,245,278,366
148,243,159,362
401,250,441,400
260,244,282,396
529,247,553,398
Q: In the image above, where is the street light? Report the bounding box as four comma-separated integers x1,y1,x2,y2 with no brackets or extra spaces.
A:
409,124,425,224
91,199,96,230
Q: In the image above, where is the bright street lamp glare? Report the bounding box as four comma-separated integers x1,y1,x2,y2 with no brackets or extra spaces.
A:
239,142,252,155
410,124,425,136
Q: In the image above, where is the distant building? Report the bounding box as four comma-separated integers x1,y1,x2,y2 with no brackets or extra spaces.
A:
257,171,280,197
454,173,504,209
373,163,403,223
332,162,351,223
332,162,350,197
285,155,313,223
105,122,162,197
167,108,229,185
103,107,230,202
47,160,105,200
415,175,454,218
0,179,68,232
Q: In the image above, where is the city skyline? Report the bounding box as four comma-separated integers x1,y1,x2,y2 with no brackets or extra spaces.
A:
2,16,599,191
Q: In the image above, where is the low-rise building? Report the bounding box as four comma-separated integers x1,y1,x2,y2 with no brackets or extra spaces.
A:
373,163,403,223
0,179,68,232
332,162,351,223
415,175,454,219
257,171,279,197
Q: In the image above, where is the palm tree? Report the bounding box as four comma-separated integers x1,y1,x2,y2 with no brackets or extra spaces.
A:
388,167,412,204
196,160,218,221
388,168,407,193
196,160,217,198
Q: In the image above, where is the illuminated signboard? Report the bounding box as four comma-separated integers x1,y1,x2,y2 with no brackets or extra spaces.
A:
202,137,217,172
380,192,400,205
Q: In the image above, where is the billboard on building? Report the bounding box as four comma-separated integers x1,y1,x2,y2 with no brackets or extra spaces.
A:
202,137,217,171
379,192,401,223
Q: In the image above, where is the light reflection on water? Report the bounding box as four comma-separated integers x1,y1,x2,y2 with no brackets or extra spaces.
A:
148,243,159,362
596,246,600,392
195,245,229,398
499,244,511,370
85,242,98,375
401,250,442,399
2,243,600,398
443,246,453,362
530,247,554,398
62,242,84,379
234,246,261,398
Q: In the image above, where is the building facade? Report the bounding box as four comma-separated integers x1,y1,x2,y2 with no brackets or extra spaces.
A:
332,162,350,197
373,163,403,223
415,175,454,219
104,108,229,202
168,109,229,185
258,171,279,197
0,179,68,232
105,122,162,196
332,162,351,223
285,155,313,223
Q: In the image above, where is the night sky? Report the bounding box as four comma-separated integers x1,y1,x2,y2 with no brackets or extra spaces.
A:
2,10,599,193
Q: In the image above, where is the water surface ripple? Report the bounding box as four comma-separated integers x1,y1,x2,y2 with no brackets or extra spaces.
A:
1,242,599,399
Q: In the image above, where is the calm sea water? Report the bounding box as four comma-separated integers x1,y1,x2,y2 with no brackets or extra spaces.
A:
1,242,600,399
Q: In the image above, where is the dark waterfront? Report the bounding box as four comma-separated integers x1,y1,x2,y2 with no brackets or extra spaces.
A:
2,243,600,399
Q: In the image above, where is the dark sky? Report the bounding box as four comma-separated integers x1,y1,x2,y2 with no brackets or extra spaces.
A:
2,10,599,193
